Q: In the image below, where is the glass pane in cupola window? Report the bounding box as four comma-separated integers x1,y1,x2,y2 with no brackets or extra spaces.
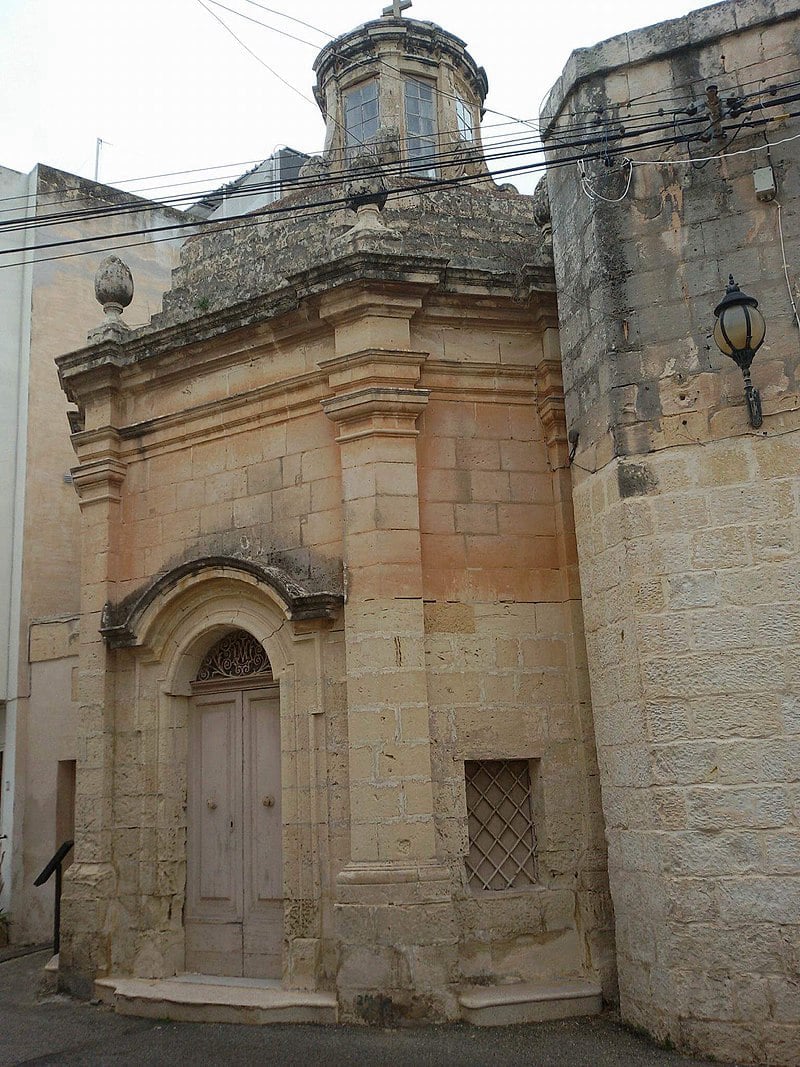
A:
456,93,474,141
405,78,438,178
344,80,379,159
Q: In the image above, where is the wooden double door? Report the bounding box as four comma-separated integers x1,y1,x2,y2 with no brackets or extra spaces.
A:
185,685,282,978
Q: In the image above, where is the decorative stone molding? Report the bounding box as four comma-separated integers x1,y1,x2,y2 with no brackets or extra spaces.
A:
299,253,447,310
320,348,430,441
70,428,126,505
71,459,126,505
100,556,343,649
535,357,568,468
336,860,452,905
88,255,134,344
322,387,430,442
319,348,428,390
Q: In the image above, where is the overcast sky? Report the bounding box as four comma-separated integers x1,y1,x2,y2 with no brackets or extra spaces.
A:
1,0,715,199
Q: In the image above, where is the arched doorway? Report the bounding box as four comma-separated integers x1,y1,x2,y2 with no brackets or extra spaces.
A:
185,629,282,978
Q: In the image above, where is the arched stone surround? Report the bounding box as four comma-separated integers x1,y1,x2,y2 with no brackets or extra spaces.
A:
61,564,344,991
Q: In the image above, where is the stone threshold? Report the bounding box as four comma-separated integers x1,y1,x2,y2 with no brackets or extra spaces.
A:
94,973,338,1025
458,979,603,1026
92,973,601,1028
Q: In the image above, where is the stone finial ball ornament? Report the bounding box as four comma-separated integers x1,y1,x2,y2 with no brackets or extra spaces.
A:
94,255,134,316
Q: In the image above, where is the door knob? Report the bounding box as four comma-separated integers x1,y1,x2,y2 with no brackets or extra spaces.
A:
262,795,275,807
207,799,217,810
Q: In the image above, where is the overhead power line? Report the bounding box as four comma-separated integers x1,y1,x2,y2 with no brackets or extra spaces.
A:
2,105,797,273
235,0,334,39
194,0,319,108
205,0,322,48
2,80,798,240
1,38,797,217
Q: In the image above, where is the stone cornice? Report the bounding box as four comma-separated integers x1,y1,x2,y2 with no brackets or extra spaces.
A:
296,252,449,309
56,286,303,405
57,250,556,405
318,348,427,390
71,460,126,505
535,358,568,467
56,250,560,451
70,427,126,504
60,359,538,463
313,18,488,105
321,387,430,441
100,556,343,649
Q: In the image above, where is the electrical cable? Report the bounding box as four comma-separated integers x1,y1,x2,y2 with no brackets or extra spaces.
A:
2,100,797,244
0,159,556,270
8,81,798,237
0,59,796,264
3,61,799,218
578,157,633,202
194,0,320,110
5,99,799,270
205,0,323,48
775,196,800,348
628,127,800,166
0,131,559,232
0,124,687,235
235,0,334,38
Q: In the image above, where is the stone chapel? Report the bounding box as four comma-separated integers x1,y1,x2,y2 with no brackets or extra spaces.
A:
56,9,608,1023
53,2,799,1062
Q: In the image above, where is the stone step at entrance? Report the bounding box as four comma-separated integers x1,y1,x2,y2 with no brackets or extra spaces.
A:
94,973,338,1025
458,979,603,1026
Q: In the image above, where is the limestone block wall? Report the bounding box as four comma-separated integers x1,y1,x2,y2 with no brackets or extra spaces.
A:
416,393,613,990
58,260,613,1013
115,407,343,600
572,446,800,1062
543,1,800,1061
59,320,349,989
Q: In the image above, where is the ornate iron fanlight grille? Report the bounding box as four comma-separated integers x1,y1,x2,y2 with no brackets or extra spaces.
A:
465,759,538,891
196,629,271,682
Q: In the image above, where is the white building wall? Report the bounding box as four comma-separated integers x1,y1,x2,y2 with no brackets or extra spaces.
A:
0,164,35,915
0,162,189,937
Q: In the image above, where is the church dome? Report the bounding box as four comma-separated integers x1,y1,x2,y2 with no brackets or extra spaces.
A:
312,13,489,181
145,10,551,331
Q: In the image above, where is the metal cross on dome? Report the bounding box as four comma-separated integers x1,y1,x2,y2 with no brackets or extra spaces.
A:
382,0,411,17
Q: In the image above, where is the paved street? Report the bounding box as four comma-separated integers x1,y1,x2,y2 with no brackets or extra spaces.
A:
1,950,731,1067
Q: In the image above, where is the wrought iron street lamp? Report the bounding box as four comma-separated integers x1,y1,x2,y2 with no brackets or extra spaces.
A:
713,275,766,428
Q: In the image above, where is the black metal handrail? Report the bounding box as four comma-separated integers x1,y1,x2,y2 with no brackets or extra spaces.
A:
34,840,74,954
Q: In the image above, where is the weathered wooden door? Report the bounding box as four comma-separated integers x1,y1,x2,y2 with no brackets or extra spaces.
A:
186,685,282,977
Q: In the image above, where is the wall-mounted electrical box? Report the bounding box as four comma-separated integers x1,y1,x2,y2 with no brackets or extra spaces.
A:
754,165,776,201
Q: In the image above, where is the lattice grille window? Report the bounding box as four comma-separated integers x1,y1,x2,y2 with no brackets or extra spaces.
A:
465,759,538,891
195,629,271,682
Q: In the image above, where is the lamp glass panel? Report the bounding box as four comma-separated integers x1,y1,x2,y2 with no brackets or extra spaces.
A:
749,306,766,350
718,304,750,353
713,315,734,356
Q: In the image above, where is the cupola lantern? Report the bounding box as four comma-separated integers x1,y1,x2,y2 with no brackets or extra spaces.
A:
312,14,489,182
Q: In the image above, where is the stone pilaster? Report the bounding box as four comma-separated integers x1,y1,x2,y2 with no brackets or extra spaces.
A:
59,366,125,994
320,285,457,1021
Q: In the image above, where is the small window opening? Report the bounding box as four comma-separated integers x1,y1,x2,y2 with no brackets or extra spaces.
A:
455,93,474,142
344,79,379,160
405,78,438,178
465,759,538,891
